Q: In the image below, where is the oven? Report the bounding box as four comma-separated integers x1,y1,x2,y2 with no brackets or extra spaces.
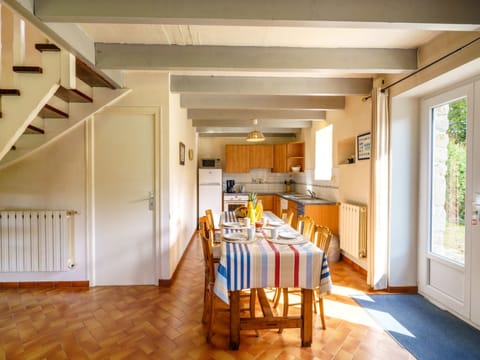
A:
223,193,248,212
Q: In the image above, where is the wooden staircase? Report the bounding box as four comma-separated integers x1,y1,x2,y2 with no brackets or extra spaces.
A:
0,6,129,168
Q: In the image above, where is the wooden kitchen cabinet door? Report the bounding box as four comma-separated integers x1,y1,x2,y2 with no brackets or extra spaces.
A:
225,145,250,173
249,144,273,169
273,144,287,173
305,204,340,236
257,195,274,211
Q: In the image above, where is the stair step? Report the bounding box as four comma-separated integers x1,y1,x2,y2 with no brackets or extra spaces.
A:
38,104,68,119
35,43,60,52
0,89,21,96
55,86,93,103
76,58,116,89
13,66,43,74
25,124,45,135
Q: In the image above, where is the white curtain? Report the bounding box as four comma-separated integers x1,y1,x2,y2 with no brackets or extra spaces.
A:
368,88,390,290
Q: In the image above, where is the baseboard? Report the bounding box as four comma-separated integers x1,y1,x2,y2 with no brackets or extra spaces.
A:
387,286,418,294
341,254,368,277
158,231,197,287
0,280,89,288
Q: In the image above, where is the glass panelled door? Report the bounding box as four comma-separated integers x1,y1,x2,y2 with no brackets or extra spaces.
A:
430,97,467,266
420,83,474,319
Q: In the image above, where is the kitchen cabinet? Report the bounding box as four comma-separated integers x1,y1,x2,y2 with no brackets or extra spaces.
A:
249,144,273,169
286,142,305,173
273,195,282,217
273,144,287,173
225,145,250,173
288,200,298,228
273,142,305,173
305,204,340,236
257,195,274,212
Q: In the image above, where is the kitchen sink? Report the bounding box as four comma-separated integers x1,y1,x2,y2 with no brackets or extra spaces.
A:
283,193,316,200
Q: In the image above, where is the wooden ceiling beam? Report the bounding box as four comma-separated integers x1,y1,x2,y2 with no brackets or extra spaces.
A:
95,44,417,73
35,0,480,30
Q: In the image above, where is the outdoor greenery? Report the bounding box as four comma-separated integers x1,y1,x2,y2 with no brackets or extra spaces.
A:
446,98,467,225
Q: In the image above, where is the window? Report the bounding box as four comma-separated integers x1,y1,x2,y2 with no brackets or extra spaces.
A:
315,124,333,180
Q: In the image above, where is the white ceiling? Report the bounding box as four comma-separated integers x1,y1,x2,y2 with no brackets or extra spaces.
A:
9,0,479,136
79,24,439,49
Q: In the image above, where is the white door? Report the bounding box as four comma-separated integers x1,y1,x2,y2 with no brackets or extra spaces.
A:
94,113,155,285
419,82,475,320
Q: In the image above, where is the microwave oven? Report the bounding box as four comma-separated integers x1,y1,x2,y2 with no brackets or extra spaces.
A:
201,158,221,168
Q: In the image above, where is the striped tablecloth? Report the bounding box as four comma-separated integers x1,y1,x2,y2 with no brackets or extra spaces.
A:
214,211,332,304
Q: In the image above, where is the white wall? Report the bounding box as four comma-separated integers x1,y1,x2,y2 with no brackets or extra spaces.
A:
389,97,420,287
0,71,199,282
168,91,198,277
0,125,88,281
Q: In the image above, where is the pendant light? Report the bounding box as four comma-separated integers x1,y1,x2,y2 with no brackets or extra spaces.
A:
246,119,265,142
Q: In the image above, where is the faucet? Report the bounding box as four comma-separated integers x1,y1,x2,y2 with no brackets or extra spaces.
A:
306,189,316,199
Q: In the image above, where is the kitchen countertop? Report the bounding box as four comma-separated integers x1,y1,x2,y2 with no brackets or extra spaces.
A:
225,192,337,205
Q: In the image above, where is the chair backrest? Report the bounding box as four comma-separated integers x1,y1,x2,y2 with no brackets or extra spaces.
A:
297,215,314,241
205,209,216,231
313,225,332,255
199,216,215,282
281,208,295,226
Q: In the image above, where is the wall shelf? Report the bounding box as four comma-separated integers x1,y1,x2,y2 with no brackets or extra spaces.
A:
337,137,356,165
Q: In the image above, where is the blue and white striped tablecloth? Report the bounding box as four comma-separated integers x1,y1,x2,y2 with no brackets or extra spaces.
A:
214,211,332,304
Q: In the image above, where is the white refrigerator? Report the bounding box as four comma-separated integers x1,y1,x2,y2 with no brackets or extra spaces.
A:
198,169,223,218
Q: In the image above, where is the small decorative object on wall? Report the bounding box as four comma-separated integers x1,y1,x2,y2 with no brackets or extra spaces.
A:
357,132,371,160
188,149,194,161
179,142,185,165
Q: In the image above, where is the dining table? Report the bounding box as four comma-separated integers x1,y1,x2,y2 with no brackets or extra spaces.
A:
213,211,332,350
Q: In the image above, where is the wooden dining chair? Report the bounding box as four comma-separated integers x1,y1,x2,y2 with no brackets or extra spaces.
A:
200,216,258,342
312,225,332,329
296,215,314,241
205,209,222,243
281,208,295,226
272,215,315,331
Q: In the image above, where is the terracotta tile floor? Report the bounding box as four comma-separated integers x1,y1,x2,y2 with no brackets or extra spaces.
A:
0,235,415,359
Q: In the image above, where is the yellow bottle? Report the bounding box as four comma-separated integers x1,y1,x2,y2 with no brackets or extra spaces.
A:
255,200,263,221
247,200,256,224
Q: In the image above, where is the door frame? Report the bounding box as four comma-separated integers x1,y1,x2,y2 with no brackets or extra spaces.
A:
86,106,161,286
418,83,474,318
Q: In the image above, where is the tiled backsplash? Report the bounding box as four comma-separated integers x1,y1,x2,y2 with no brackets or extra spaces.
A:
223,168,340,202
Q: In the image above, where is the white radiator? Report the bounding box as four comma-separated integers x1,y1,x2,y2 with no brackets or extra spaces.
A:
0,210,75,272
339,203,367,258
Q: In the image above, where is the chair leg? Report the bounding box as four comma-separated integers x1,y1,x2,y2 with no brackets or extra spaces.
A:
207,285,215,342
202,275,209,323
312,290,318,314
278,288,289,334
249,289,259,337
319,297,326,330
272,288,281,308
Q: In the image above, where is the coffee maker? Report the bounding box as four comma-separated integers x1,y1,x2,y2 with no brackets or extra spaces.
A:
226,180,235,193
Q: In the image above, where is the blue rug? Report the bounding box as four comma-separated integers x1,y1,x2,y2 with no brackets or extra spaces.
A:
353,294,480,360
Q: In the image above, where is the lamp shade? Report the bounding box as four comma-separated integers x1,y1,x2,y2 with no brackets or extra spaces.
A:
246,130,265,142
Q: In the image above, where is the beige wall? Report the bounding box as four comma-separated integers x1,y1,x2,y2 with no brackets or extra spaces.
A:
0,71,198,282
0,125,88,281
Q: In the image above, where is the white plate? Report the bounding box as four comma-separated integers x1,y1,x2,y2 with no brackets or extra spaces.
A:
267,221,284,227
223,221,240,227
279,232,297,239
223,233,258,243
267,237,308,245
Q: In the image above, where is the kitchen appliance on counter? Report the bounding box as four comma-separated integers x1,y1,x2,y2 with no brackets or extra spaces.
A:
226,180,235,193
223,193,249,212
200,158,221,169
198,168,223,216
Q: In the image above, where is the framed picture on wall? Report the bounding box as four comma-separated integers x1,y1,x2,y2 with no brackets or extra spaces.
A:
357,132,371,160
179,142,185,165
